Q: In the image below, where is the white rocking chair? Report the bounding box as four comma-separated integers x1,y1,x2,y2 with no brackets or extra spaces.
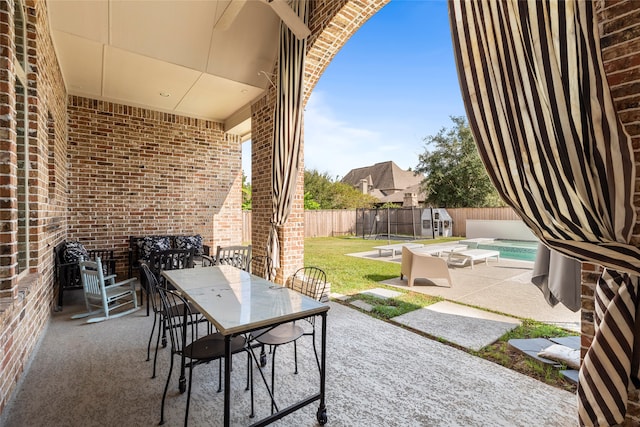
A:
72,257,139,323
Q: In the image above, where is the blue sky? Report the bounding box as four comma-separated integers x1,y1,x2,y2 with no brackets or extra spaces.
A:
243,0,466,181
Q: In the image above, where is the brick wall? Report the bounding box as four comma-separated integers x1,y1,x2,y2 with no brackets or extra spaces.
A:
0,0,68,414
590,1,640,424
66,97,243,277
1,0,639,423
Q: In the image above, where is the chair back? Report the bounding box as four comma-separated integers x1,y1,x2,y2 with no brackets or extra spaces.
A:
215,245,252,271
400,246,414,278
250,255,273,279
156,285,196,354
149,248,195,283
79,258,106,300
139,263,161,314
201,254,215,267
288,266,327,301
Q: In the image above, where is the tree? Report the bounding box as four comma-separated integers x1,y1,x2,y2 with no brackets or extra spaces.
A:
242,172,252,210
415,116,504,208
304,169,377,209
304,192,320,210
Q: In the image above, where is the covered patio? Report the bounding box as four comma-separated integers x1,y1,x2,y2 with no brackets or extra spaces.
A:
1,1,640,426
0,293,575,426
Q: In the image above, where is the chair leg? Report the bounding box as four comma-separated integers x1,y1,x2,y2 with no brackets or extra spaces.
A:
159,352,175,425
270,346,278,415
162,317,168,348
185,363,194,427
147,312,158,361
259,344,267,367
311,329,321,372
152,316,163,379
248,351,254,418
293,340,298,374
57,284,64,311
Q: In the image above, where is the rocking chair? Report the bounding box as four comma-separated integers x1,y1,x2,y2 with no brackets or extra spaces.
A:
72,258,139,323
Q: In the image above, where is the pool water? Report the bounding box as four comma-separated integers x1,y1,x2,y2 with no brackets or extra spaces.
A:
477,239,539,262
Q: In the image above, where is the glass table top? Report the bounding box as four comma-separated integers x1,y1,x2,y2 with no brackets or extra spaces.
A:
162,265,329,335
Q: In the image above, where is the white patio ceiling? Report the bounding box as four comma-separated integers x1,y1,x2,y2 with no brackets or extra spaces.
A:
47,0,285,141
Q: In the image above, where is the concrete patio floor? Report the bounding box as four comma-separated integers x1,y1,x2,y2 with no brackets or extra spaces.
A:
0,291,577,427
348,249,581,333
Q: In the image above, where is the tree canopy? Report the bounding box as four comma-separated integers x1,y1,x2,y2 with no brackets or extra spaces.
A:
415,116,504,208
304,169,378,209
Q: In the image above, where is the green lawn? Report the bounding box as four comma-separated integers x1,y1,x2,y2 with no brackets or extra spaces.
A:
304,236,454,318
304,235,458,295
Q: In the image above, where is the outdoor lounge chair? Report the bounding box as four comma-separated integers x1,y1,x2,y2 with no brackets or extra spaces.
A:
400,246,453,287
374,242,423,257
447,249,500,269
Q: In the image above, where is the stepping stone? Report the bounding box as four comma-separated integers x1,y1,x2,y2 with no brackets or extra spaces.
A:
392,301,520,351
360,288,402,300
560,369,579,385
508,338,560,366
331,293,350,301
351,300,374,312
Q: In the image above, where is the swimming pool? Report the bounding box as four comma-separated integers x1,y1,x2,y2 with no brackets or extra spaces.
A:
476,239,539,262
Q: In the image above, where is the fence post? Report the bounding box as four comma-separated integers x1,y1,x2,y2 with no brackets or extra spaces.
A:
412,207,416,239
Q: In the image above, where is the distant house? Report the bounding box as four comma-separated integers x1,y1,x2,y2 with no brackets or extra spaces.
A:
341,161,426,207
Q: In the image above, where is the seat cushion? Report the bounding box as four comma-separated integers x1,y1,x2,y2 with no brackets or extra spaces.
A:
137,236,171,261
62,241,89,264
185,333,246,360
174,234,204,256
254,323,304,346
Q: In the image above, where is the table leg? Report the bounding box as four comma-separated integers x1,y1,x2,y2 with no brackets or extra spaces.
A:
224,335,231,427
316,312,328,425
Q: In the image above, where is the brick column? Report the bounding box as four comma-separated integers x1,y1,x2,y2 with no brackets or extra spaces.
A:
251,93,304,284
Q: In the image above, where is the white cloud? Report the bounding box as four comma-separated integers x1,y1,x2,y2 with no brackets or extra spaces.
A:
304,91,418,179
242,90,430,182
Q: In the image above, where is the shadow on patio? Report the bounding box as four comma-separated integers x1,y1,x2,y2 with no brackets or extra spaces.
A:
0,290,576,427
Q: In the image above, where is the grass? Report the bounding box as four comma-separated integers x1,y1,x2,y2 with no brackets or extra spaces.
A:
304,236,578,392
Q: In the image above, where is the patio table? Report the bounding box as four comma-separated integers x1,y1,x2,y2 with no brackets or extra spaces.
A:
162,265,330,426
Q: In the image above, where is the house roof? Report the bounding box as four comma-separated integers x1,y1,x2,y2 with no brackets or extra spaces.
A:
378,183,426,204
341,161,423,196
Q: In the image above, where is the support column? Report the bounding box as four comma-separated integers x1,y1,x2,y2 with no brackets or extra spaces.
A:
250,95,304,284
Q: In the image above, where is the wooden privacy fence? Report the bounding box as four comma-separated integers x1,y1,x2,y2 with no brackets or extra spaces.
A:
242,207,521,242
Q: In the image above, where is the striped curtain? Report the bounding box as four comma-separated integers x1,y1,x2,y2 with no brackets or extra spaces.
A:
267,0,308,281
449,1,640,425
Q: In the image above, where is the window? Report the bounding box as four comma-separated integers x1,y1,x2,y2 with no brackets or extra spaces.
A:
15,0,29,275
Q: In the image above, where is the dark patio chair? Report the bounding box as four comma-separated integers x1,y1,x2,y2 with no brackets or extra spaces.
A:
251,266,327,413
146,248,195,294
215,245,252,271
139,258,207,380
157,285,253,426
